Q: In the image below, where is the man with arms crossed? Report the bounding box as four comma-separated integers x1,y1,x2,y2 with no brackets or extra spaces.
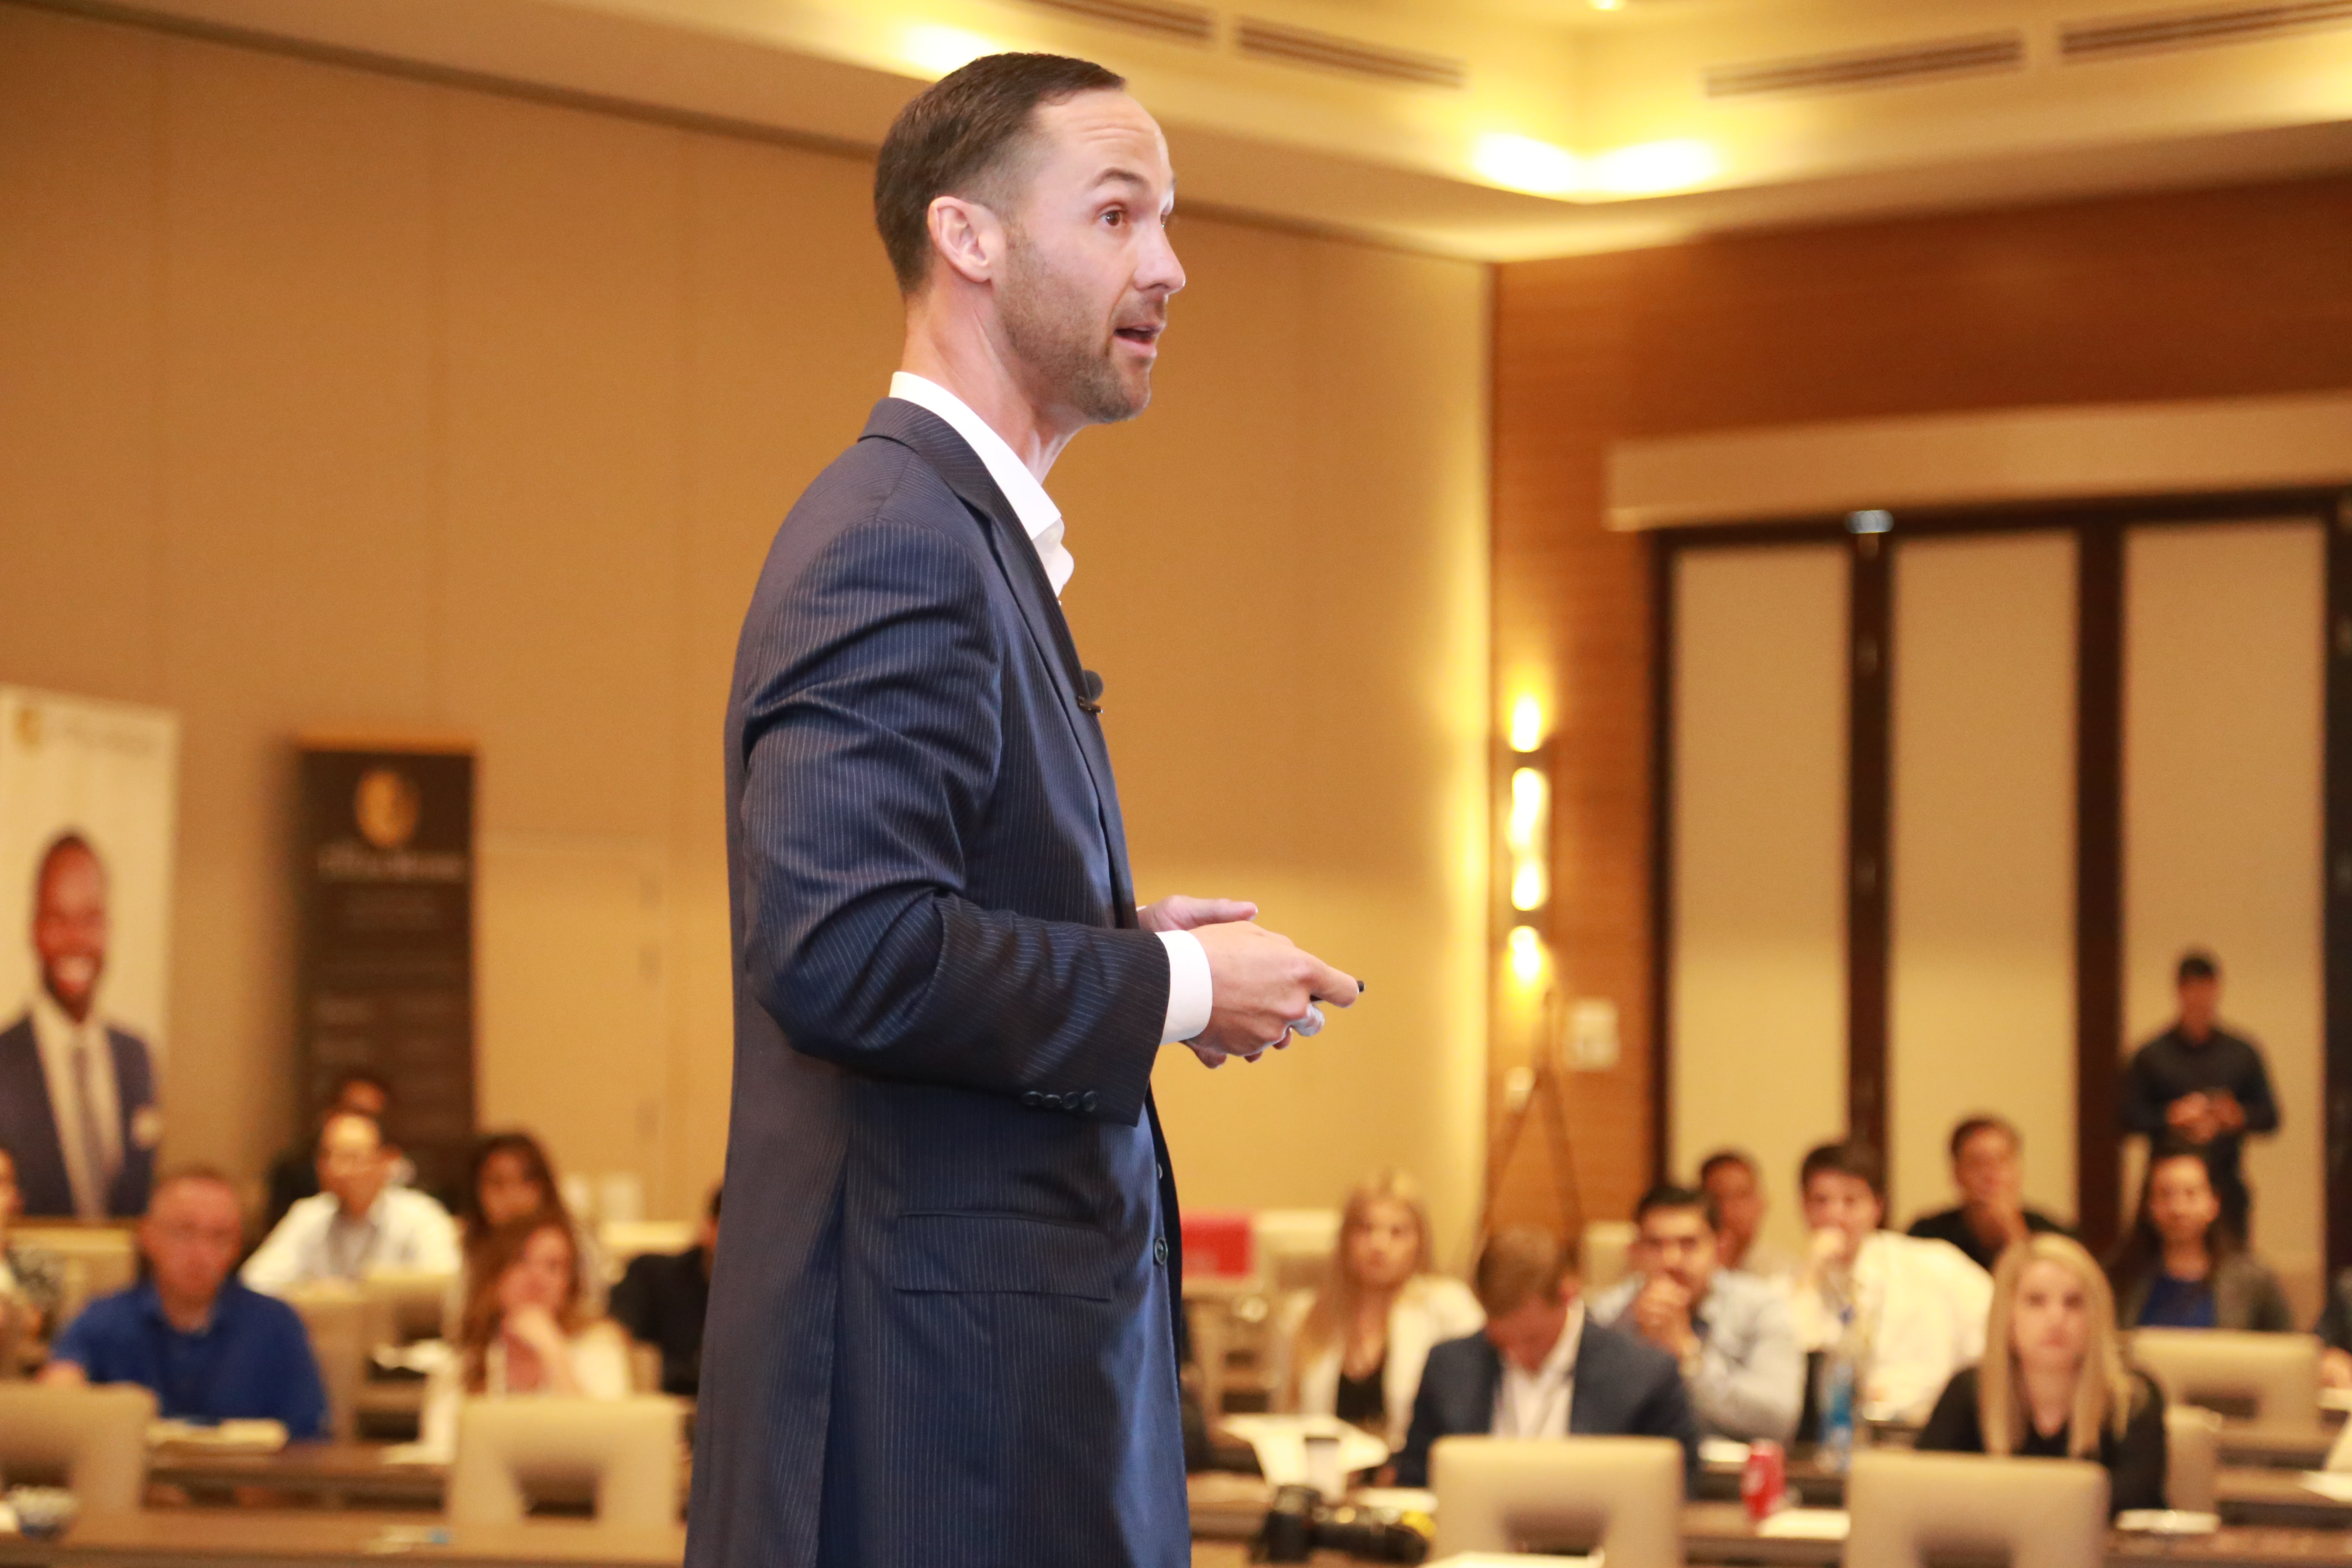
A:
686,55,1358,1568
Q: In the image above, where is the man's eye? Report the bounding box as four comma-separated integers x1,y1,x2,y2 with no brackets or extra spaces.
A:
1103,208,1125,227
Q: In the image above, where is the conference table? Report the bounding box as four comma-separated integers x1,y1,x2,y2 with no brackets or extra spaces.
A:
0,1513,684,1568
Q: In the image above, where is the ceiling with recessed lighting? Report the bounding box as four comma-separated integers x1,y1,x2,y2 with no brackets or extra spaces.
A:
67,0,2352,257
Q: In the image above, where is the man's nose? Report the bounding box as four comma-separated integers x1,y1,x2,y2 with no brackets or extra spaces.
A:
1139,227,1185,295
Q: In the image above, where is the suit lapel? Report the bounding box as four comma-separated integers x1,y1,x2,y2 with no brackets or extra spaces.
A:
860,399,1139,928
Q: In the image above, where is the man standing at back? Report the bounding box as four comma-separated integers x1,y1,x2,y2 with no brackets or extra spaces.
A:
2122,950,2278,1240
688,55,1359,1568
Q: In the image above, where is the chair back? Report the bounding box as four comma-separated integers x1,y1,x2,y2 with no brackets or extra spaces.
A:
361,1270,455,1347
14,1225,137,1329
447,1396,680,1528
2130,1329,2321,1432
0,1383,156,1510
2165,1403,2223,1513
1580,1222,1638,1294
1847,1450,2106,1568
1253,1210,1341,1298
1430,1435,1683,1566
286,1285,368,1441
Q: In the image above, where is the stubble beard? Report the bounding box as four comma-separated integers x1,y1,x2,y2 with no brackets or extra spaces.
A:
999,236,1150,425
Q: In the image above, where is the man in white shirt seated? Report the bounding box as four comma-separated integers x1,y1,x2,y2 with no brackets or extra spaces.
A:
1788,1140,1990,1425
1391,1227,1700,1486
1590,1183,1803,1443
242,1111,459,1294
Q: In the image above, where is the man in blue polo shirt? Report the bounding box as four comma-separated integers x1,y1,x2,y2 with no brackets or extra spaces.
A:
41,1166,327,1438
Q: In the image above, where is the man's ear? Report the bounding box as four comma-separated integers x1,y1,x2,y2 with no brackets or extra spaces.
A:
926,195,1001,287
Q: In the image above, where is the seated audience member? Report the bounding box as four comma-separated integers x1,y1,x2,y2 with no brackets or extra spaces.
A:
1790,1140,1991,1424
1279,1170,1483,1447
2106,1139,2291,1331
242,1111,459,1295
1906,1115,2072,1273
1392,1226,1700,1487
1699,1149,1797,1286
2315,1269,2352,1388
457,1131,606,1317
1918,1234,2168,1515
42,1168,328,1437
0,1139,65,1346
1590,1184,1802,1443
421,1216,632,1449
262,1071,403,1230
612,1184,721,1398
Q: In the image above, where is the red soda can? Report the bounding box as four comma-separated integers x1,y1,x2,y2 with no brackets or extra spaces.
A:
1740,1439,1786,1523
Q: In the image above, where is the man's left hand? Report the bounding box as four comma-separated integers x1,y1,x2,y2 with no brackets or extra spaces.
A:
1632,1277,1698,1358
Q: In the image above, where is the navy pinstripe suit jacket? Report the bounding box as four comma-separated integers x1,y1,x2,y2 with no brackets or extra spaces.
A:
686,398,1190,1568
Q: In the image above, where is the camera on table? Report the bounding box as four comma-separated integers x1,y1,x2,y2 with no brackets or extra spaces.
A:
1251,1483,1432,1564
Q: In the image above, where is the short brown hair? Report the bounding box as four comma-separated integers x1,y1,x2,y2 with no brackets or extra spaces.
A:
1799,1140,1885,1200
1473,1226,1571,1318
873,52,1126,294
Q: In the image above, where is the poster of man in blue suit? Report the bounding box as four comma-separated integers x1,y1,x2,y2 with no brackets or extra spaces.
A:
0,689,178,1222
0,833,162,1219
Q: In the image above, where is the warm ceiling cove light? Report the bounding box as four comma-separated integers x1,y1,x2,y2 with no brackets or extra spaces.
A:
1586,138,1720,196
1590,0,1625,10
900,24,1003,78
1471,133,1581,197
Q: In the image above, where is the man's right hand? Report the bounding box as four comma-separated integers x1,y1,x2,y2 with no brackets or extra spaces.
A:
1185,921,1358,1069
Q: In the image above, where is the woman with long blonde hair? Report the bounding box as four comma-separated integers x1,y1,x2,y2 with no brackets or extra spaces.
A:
1917,1233,2167,1513
1279,1171,1482,1448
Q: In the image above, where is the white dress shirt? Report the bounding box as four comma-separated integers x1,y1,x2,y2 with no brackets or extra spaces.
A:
1492,1300,1584,1440
240,1187,462,1296
887,372,1212,1045
1789,1230,1991,1424
27,990,123,1220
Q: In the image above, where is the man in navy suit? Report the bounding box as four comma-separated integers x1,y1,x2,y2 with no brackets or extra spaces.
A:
1392,1227,1703,1488
0,833,158,1219
686,53,1359,1568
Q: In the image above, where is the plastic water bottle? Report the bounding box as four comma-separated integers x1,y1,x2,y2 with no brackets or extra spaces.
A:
1817,1307,1859,1474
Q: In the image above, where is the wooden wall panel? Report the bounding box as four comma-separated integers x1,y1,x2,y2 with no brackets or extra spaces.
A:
1493,174,2352,1235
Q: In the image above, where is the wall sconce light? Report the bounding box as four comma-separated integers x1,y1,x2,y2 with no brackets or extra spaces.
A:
1501,694,1553,985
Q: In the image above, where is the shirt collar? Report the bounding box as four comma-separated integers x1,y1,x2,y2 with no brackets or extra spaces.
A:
28,986,99,1051
137,1278,222,1336
887,372,1072,598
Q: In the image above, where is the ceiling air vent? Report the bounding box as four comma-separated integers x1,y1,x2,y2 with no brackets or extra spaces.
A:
2059,0,2352,58
1704,31,2027,97
1018,0,1216,45
1234,18,1468,89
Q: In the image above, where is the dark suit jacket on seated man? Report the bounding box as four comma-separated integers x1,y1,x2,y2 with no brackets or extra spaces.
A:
1393,1227,1702,1488
43,1168,328,1438
686,53,1358,1568
0,833,160,1219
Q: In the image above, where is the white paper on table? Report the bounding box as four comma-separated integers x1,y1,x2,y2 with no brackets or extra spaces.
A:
1218,1415,1390,1489
2324,1418,2352,1472
2114,1510,2220,1535
1428,1554,1597,1567
2300,1470,2352,1502
147,1418,288,1452
2321,1387,2352,1414
1698,1438,1752,1469
1351,1486,1438,1514
1758,1509,1851,1540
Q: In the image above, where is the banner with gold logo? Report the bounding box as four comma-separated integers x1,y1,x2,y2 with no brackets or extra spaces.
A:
296,739,474,1202
0,687,179,1220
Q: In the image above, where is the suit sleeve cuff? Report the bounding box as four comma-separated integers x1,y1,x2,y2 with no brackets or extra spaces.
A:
1156,930,1213,1044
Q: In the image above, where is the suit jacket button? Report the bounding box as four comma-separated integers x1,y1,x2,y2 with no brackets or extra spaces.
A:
1044,1092,1065,1110
1081,1090,1099,1113
1153,1235,1169,1266
1022,1091,1044,1109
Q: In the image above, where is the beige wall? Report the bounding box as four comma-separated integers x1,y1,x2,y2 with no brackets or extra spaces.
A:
0,6,1490,1241
1888,532,2078,1230
2123,521,2325,1312
1669,544,1849,1259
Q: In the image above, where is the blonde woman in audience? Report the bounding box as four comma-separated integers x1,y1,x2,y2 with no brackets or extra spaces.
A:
0,1140,65,1354
1918,1233,2168,1514
420,1216,632,1452
1280,1171,1482,1447
2106,1139,2291,1331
